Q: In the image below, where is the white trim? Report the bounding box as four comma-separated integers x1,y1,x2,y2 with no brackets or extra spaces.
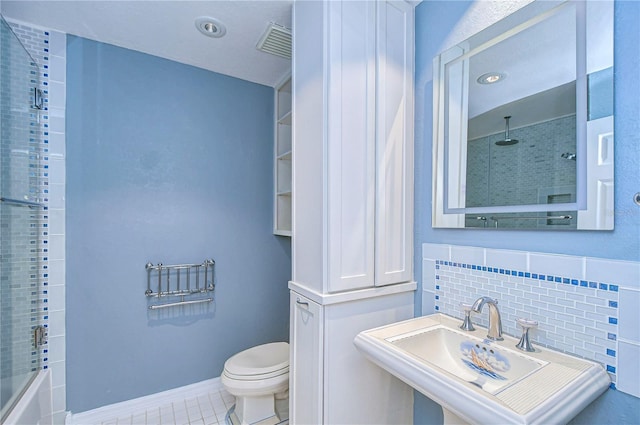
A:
288,280,416,306
3,370,52,425
66,377,223,425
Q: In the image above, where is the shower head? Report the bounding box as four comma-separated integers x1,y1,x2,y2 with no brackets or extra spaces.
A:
495,116,519,146
561,152,576,160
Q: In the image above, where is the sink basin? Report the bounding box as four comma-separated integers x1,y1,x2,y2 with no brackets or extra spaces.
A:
354,313,610,425
389,326,547,395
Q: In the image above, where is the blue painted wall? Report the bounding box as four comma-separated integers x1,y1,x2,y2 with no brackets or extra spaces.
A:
66,36,291,412
413,1,639,423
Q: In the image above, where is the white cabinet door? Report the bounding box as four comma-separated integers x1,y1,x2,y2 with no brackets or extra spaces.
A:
326,0,377,293
292,0,414,294
375,0,414,286
290,289,415,425
327,0,414,292
290,292,323,425
323,293,415,424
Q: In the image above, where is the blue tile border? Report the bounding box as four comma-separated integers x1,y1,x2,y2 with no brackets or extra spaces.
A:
434,259,622,294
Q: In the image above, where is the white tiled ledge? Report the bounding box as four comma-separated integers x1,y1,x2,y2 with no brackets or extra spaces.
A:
289,280,416,306
423,243,640,289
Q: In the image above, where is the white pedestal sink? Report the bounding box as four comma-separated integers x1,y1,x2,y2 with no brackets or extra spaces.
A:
354,314,610,425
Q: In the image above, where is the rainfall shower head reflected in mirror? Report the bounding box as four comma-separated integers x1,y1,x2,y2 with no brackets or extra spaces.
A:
495,116,519,146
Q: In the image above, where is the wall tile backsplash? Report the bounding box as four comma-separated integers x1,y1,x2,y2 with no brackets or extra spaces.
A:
0,18,44,394
423,243,640,399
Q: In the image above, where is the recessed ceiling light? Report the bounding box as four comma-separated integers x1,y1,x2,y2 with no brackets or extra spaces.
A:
477,72,506,85
195,17,227,38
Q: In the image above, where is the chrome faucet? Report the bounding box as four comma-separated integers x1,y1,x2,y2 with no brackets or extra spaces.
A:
471,296,503,340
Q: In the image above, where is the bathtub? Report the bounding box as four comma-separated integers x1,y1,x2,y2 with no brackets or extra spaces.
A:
3,370,53,425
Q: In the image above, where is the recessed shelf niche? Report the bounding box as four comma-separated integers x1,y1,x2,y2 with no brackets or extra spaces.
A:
274,75,292,236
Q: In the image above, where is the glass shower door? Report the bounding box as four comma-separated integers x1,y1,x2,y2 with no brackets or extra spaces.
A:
0,16,43,421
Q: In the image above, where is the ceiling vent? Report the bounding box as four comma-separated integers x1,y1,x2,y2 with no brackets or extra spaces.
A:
256,23,292,59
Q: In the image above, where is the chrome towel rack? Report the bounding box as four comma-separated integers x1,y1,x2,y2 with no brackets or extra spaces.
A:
0,197,44,208
489,215,572,228
489,215,573,221
145,259,215,310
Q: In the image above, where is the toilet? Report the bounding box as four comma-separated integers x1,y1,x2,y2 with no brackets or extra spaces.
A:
221,342,289,425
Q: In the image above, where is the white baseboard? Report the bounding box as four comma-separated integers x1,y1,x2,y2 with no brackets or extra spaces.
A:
66,377,223,424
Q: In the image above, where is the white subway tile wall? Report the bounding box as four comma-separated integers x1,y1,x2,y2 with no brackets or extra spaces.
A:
466,116,577,211
422,243,640,398
8,19,67,423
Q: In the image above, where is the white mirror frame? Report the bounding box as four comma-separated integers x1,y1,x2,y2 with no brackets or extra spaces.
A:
431,0,613,230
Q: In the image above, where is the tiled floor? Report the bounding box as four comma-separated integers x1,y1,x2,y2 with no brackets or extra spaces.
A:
98,389,235,425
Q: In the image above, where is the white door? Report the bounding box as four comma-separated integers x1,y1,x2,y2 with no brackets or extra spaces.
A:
578,115,614,229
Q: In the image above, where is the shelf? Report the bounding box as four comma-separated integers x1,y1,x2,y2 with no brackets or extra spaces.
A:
278,110,292,125
280,78,292,94
277,129,292,156
278,151,292,161
274,75,292,237
275,190,292,234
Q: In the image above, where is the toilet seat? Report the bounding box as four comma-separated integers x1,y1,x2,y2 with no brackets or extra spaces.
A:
224,365,288,381
222,370,289,396
223,342,289,379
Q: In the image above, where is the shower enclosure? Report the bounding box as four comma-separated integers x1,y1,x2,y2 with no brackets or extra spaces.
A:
0,16,45,422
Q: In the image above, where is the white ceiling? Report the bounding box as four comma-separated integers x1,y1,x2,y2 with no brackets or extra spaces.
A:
467,1,576,121
1,0,293,87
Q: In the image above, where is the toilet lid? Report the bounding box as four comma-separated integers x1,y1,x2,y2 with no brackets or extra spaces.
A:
224,342,289,377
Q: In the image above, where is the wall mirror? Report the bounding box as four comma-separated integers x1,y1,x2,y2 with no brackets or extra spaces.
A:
432,0,613,230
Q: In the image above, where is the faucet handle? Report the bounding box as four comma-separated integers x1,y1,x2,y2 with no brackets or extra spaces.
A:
517,318,538,328
515,318,538,352
459,303,476,331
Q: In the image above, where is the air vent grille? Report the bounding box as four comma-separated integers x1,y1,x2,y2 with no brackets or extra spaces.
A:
256,23,292,59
